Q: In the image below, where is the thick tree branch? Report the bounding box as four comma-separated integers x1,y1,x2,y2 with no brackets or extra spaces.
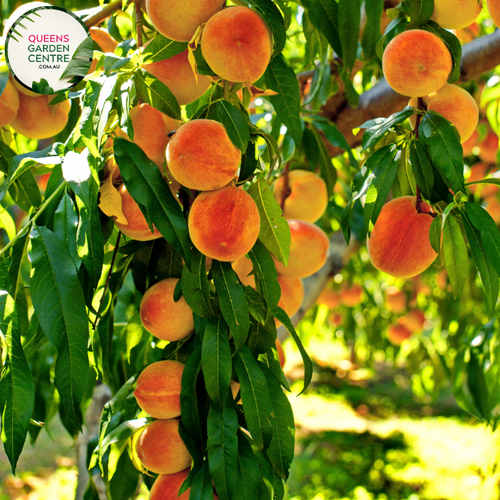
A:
83,0,128,28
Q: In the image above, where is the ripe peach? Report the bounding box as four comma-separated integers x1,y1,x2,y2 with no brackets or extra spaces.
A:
385,286,406,313
277,275,304,318
488,0,500,28
114,184,163,241
272,169,329,223
274,220,329,278
339,283,363,307
404,309,426,332
387,323,413,345
143,49,211,106
134,360,184,419
140,278,194,341
276,339,286,368
201,6,273,83
88,27,118,73
468,162,498,198
316,288,341,309
135,419,191,475
149,469,220,500
188,186,260,262
0,79,20,128
146,0,224,42
462,128,479,156
486,196,500,224
367,196,438,279
115,103,179,169
478,130,499,164
166,119,241,191
10,94,70,139
431,0,482,29
232,255,255,288
409,84,479,143
382,30,452,97
454,22,480,44
328,312,344,327
436,269,448,289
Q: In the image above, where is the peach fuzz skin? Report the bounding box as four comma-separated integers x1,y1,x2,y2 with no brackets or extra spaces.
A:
488,0,500,28
382,30,452,98
404,310,426,332
114,184,163,241
10,94,70,139
274,220,329,278
367,196,438,279
135,419,191,475
273,169,329,223
149,469,219,500
0,79,20,128
277,275,304,318
140,278,194,342
431,0,482,30
134,360,184,419
201,6,273,83
409,84,479,143
143,49,211,106
146,0,224,42
167,119,241,191
115,103,179,169
188,186,260,262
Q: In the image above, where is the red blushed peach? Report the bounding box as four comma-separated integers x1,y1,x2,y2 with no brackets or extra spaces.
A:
135,419,192,475
232,255,255,288
339,283,364,307
462,128,479,156
478,130,499,164
486,196,500,224
146,0,224,42
143,49,211,105
166,120,241,191
488,0,500,28
388,323,413,345
134,360,184,419
316,288,341,309
409,84,479,143
115,104,179,169
114,184,163,241
385,286,406,313
274,220,329,278
188,186,260,262
328,312,344,327
140,278,194,341
382,30,452,98
272,169,329,223
149,469,220,500
367,196,438,279
201,6,273,83
88,27,118,73
404,309,426,332
0,79,19,128
431,0,482,29
276,339,286,368
10,94,70,139
277,275,304,318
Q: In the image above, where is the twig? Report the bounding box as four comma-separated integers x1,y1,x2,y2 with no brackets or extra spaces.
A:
83,0,129,28
279,163,291,212
134,0,143,48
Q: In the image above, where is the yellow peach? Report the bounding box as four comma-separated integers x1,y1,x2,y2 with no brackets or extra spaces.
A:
431,0,482,29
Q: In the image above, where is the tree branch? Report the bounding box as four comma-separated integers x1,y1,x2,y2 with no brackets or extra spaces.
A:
83,0,129,28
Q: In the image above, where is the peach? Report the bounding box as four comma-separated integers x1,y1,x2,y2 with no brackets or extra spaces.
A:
188,186,260,262
149,469,220,500
201,6,273,83
436,269,448,289
166,119,241,191
431,0,482,29
115,103,179,169
462,128,479,156
274,220,329,278
367,196,438,279
276,339,286,368
0,79,20,128
328,312,344,327
385,286,406,313
10,94,70,139
404,309,426,332
114,184,163,241
277,275,304,318
486,196,500,224
316,288,341,309
88,27,118,73
134,360,184,419
382,30,452,97
140,278,194,341
454,22,480,44
387,323,413,345
232,255,255,288
339,283,363,307
143,49,211,105
135,419,191,475
146,0,224,42
468,162,498,198
272,169,329,223
409,84,479,143
488,0,500,28
478,130,499,164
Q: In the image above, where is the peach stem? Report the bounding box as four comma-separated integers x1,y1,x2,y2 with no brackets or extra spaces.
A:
84,0,129,28
280,163,291,212
134,0,143,48
414,97,426,213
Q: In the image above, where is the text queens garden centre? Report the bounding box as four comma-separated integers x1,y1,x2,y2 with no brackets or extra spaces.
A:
27,34,71,63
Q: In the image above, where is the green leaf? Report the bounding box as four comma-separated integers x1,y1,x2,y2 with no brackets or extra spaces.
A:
419,111,465,193
53,194,81,269
234,345,273,450
207,399,239,500
217,100,250,153
29,226,89,429
141,35,187,63
247,179,290,266
338,0,360,73
0,293,34,474
108,450,140,500
202,316,232,406
95,74,119,146
313,119,358,168
462,212,499,314
113,138,191,266
429,215,442,253
443,213,469,298
264,54,303,145
212,260,250,351
407,0,434,26
189,461,216,500
10,170,42,213
134,69,181,120
361,0,384,60
8,232,30,304
99,418,149,464
181,249,213,317
124,313,147,363
409,139,434,201
235,430,263,500
60,36,93,81
180,345,203,441
468,348,490,420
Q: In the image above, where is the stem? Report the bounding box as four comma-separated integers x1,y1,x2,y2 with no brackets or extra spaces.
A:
279,163,291,213
83,0,128,28
414,97,426,213
134,0,143,48
223,79,229,100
